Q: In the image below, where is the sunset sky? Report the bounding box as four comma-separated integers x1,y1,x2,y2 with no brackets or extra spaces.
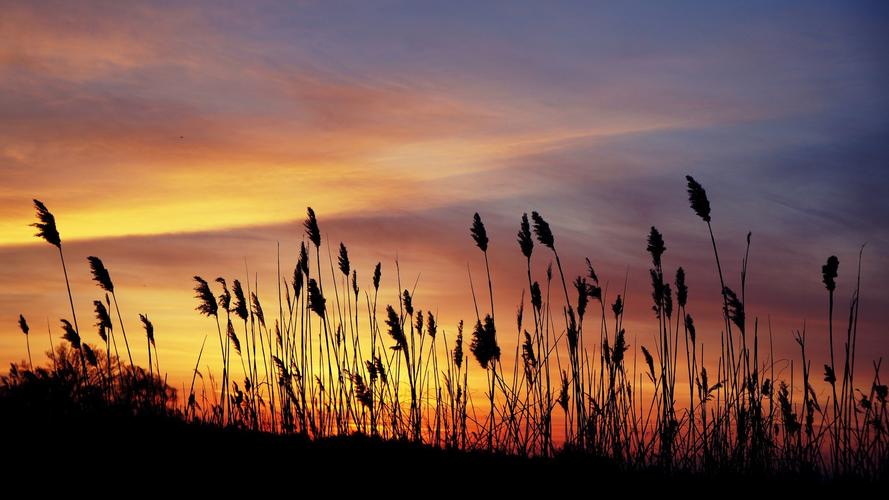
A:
1,1,887,394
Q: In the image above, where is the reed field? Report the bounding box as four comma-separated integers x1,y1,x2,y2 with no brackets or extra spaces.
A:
2,176,886,482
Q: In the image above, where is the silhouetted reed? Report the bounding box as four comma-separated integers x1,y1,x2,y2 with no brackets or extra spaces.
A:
88,256,134,370
32,200,81,358
18,314,31,368
8,181,885,481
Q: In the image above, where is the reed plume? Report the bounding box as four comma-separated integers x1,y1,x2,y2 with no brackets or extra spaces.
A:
227,319,241,355
140,313,156,377
373,263,381,291
61,318,87,376
453,322,464,369
685,175,711,222
304,207,321,248
18,314,32,368
337,243,350,276
641,345,656,381
93,300,112,332
426,312,437,339
193,277,219,318
216,278,231,311
385,305,406,351
518,213,533,258
88,256,134,369
32,200,81,360
31,199,60,248
675,267,687,308
307,279,326,318
232,280,248,321
723,286,744,331
250,293,265,328
521,330,536,378
402,289,413,316
471,315,499,369
61,319,81,349
83,344,98,367
530,211,554,249
471,213,489,252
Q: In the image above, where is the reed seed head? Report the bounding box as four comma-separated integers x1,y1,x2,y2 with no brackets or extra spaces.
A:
304,207,321,248
723,286,745,331
426,311,437,339
663,283,673,319
385,305,407,351
566,307,578,353
402,289,413,317
685,175,711,223
453,320,464,369
251,292,265,328
822,255,839,292
612,328,627,365
470,314,499,370
521,330,536,378
307,279,326,318
61,319,80,349
585,258,599,285
193,276,218,317
83,343,98,367
530,281,542,312
574,276,588,320
93,300,112,332
87,256,114,293
215,277,231,311
18,314,29,336
518,213,533,258
140,313,155,346
292,265,304,300
530,211,554,249
231,280,248,321
557,371,569,411
675,267,687,308
338,243,350,276
298,241,310,276
227,319,241,356
641,345,655,381
647,226,666,269
31,199,61,248
373,262,381,291
470,213,489,252
415,310,424,336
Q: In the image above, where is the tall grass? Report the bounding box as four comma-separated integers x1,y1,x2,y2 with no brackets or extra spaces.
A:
9,180,887,480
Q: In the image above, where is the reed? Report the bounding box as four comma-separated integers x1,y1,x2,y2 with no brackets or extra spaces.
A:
18,315,32,369
32,200,81,360
9,180,886,480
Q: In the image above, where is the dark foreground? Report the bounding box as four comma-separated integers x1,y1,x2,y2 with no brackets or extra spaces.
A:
0,389,878,494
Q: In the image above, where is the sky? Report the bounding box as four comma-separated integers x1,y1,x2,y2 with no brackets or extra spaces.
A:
1,0,888,398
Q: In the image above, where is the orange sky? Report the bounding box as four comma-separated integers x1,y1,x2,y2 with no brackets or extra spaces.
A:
2,1,888,404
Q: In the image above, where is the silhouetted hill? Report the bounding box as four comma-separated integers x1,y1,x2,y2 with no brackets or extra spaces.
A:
1,377,873,493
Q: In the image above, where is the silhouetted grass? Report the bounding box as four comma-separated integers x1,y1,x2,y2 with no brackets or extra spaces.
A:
6,177,887,482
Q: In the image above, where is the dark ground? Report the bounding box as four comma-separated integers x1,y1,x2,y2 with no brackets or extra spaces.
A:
0,384,879,494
